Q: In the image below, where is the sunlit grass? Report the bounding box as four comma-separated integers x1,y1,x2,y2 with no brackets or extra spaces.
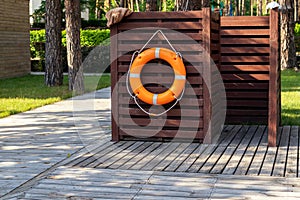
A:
281,70,300,125
0,74,110,118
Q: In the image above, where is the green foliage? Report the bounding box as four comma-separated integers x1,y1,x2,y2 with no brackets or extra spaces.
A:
80,29,110,47
31,29,109,48
295,23,300,36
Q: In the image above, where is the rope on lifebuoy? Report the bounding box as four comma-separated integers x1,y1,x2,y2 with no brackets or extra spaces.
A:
126,30,186,116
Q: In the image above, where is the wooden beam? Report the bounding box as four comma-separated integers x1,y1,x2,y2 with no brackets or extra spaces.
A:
268,8,280,147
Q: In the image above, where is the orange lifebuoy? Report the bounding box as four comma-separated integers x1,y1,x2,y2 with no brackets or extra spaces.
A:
129,48,186,105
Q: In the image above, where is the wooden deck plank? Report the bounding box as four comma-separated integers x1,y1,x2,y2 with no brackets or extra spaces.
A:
235,125,266,175
21,166,300,200
199,125,243,173
77,141,130,167
164,143,199,172
272,126,290,176
108,142,153,169
66,141,113,167
141,143,181,171
246,126,268,175
286,126,298,177
260,127,283,176
175,144,208,172
96,141,145,168
210,125,246,174
121,142,162,170
187,126,242,173
222,125,257,175
130,142,171,170
152,143,190,171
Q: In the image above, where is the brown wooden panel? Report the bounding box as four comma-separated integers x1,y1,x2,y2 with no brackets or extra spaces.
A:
117,33,203,41
224,82,268,90
222,74,269,81
118,22,203,31
117,44,203,52
118,86,203,95
221,38,269,45
221,29,269,36
119,118,204,128
221,56,269,63
119,129,204,139
225,116,267,124
124,11,203,20
119,107,203,117
118,54,204,62
226,91,268,99
220,65,269,71
227,100,268,107
221,47,270,54
119,97,204,107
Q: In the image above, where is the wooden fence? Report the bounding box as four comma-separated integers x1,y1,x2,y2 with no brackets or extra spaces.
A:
110,9,280,146
220,10,280,146
110,8,220,142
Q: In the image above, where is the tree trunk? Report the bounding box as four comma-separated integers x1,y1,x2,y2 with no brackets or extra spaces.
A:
241,0,245,15
146,0,157,11
45,0,63,87
258,0,262,15
65,0,84,93
250,0,253,16
235,0,239,15
135,0,140,11
280,0,297,70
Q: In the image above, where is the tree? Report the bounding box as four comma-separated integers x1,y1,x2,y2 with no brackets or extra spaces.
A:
65,0,84,92
280,0,297,70
45,0,63,87
146,0,157,11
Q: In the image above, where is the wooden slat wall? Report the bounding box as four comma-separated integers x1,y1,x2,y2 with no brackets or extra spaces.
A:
111,9,220,142
220,15,271,124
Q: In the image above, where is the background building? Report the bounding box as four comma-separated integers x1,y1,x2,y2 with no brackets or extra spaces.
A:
0,0,30,78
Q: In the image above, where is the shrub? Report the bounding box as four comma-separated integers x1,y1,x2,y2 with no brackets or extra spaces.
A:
30,29,110,72
295,23,300,36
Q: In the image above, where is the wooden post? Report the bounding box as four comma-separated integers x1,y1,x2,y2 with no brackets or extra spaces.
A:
202,7,212,143
268,8,280,147
110,24,120,142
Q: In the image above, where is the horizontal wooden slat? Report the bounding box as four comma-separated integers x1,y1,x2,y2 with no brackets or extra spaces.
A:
119,97,204,106
125,11,203,19
117,54,205,62
117,33,203,41
227,100,268,107
221,56,269,63
226,91,268,98
119,107,203,117
119,118,204,128
221,47,270,54
117,44,203,52
220,65,269,71
119,129,204,139
227,109,268,116
118,22,203,30
118,86,203,95
222,74,269,81
225,116,267,123
118,65,203,74
221,38,269,45
221,29,269,36
224,82,268,90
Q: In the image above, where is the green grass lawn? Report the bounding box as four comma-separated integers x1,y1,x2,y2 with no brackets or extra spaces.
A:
281,70,300,125
0,74,110,118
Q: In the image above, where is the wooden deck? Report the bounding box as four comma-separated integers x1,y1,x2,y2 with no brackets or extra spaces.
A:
19,166,300,200
66,125,299,177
